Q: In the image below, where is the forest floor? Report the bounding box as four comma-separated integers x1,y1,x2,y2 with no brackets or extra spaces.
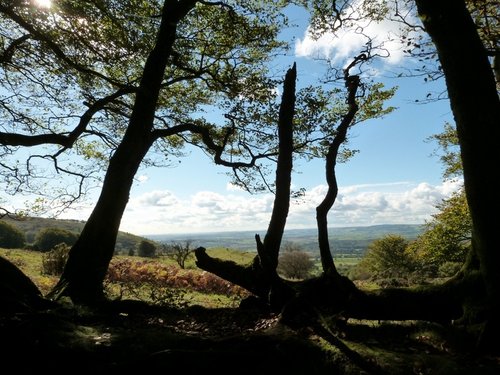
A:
1,299,499,375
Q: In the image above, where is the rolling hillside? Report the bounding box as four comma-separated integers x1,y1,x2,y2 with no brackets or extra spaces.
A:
146,224,424,256
1,216,150,254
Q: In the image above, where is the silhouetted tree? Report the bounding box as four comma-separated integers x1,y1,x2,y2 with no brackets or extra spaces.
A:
162,240,194,269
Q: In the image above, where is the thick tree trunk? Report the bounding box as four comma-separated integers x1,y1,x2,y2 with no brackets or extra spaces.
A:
415,0,500,349
49,0,197,304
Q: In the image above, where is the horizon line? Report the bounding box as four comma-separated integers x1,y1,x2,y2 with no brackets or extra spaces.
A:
140,223,425,237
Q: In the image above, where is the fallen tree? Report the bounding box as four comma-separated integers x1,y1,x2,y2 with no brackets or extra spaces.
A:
195,54,491,351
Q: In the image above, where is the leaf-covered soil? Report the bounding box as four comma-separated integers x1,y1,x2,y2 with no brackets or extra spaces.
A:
1,300,499,375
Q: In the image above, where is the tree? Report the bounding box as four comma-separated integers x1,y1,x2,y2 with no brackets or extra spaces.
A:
37,0,289,303
293,0,499,349
34,227,78,252
162,240,194,269
414,0,500,346
358,234,415,283
277,242,314,280
0,220,25,249
46,0,394,304
137,240,156,258
195,0,499,353
1,1,394,305
195,56,389,311
409,188,471,266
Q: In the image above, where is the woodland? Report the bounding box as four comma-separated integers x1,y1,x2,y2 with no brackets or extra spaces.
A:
0,0,499,373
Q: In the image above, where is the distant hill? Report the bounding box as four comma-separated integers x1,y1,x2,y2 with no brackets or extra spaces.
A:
2,217,424,257
1,216,151,254
146,224,424,256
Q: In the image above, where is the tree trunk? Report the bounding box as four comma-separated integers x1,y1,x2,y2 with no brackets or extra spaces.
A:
196,64,298,309
414,0,500,349
316,60,362,275
49,0,197,304
261,62,296,269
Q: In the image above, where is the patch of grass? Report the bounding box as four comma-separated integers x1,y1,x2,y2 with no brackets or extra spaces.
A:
156,246,255,269
205,247,255,265
1,247,251,306
0,247,59,295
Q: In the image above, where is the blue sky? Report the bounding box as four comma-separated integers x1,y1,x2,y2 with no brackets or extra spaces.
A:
113,4,460,235
9,2,462,236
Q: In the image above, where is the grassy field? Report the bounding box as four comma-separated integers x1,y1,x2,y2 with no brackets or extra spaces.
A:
0,246,256,308
1,245,366,307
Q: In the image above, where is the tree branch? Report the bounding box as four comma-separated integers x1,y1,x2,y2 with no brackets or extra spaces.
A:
0,87,134,148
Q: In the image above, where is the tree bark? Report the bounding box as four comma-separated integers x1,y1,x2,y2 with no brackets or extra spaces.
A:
49,0,198,304
414,0,500,348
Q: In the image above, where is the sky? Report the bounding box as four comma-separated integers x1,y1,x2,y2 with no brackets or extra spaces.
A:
8,2,462,236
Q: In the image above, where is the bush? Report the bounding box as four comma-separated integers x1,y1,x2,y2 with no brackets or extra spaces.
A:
137,240,157,258
105,258,249,307
41,243,70,275
359,235,414,280
438,261,462,278
34,228,78,252
277,242,314,280
0,221,26,249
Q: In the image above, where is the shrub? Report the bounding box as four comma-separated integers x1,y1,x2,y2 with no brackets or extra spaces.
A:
438,261,462,278
359,235,415,280
41,243,70,275
0,221,26,249
34,228,78,252
137,240,157,258
277,242,314,280
105,258,249,306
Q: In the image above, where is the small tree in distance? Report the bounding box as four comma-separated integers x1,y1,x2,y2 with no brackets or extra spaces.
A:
357,234,416,286
277,242,314,280
162,240,194,269
34,228,78,253
0,221,26,249
137,240,157,258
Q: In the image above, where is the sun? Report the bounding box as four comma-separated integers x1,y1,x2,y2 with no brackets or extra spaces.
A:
33,0,52,9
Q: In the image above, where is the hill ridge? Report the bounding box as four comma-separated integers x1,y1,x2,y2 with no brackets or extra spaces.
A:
145,223,424,255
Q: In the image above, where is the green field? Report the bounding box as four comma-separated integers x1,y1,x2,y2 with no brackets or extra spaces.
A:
0,246,256,308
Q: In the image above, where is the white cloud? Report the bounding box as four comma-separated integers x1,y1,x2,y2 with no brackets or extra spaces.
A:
294,1,419,67
226,182,244,192
133,190,178,207
118,180,462,235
